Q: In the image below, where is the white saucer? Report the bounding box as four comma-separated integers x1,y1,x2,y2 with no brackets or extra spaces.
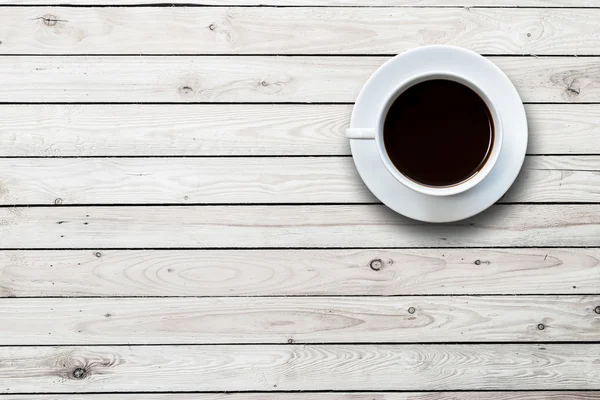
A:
349,45,528,223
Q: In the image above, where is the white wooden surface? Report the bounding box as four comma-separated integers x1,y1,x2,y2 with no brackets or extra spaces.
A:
2,345,600,391
2,56,600,102
2,156,600,204
2,249,600,296
2,296,599,344
1,0,599,398
3,8,600,55
2,104,600,156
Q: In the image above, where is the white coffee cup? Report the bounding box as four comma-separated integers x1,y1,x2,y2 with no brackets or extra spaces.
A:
346,72,503,197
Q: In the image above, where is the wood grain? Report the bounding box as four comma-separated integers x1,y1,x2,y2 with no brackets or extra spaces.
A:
0,157,374,205
0,104,350,156
1,156,600,205
1,104,598,156
2,344,599,392
2,56,600,103
4,8,600,55
2,248,600,297
2,296,599,345
1,205,600,248
504,156,600,203
7,394,600,400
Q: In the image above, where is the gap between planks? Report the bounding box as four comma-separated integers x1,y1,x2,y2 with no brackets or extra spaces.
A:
4,394,600,400
0,0,593,6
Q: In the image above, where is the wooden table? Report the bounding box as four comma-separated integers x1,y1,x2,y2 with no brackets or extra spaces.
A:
1,0,599,398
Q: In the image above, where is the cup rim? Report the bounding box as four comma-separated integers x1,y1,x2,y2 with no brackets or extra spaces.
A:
374,71,504,197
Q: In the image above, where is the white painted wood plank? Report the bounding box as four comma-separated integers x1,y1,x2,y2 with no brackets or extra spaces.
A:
2,344,599,392
0,56,597,103
8,394,600,400
1,156,599,205
0,157,373,205
0,105,351,156
1,104,598,156
1,205,599,248
2,249,599,297
4,8,600,55
503,156,600,202
2,296,598,345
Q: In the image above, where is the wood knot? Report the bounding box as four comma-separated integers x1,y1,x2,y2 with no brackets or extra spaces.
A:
594,306,600,314
95,251,102,258
369,259,383,271
566,79,581,97
72,367,87,379
474,259,481,265
408,307,416,314
54,198,63,205
179,86,194,95
261,81,269,87
40,14,60,27
537,323,545,330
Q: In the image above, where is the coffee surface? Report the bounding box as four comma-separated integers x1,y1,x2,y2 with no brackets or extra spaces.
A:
383,79,493,187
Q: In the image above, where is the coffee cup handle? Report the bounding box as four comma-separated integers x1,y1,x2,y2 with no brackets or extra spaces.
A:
345,128,376,140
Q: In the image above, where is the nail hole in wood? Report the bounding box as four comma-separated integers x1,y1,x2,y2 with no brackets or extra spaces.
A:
594,306,600,314
95,252,102,258
369,259,383,271
54,198,63,205
537,323,545,330
408,307,416,314
209,24,216,30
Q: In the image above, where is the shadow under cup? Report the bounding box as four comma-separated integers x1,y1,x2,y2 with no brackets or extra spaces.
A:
379,75,501,196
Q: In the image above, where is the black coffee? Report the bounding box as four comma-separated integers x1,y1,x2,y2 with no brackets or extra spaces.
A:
383,79,494,187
